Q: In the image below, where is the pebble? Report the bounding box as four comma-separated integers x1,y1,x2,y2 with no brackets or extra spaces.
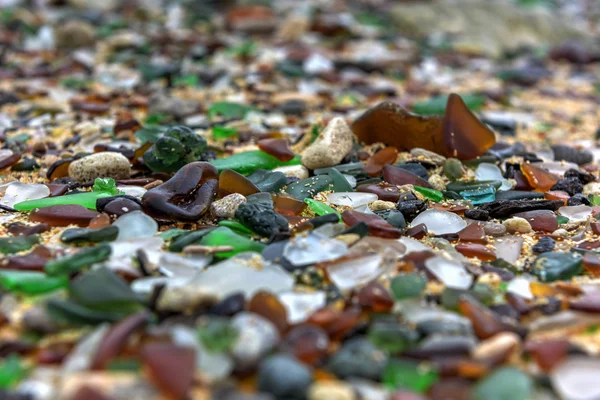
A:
484,222,507,236
231,312,280,368
465,209,490,221
532,236,555,253
428,173,446,191
273,165,309,180
211,193,247,219
54,20,96,49
308,381,356,400
411,209,467,235
369,200,396,211
327,338,387,381
301,117,353,170
257,354,312,400
68,152,131,184
410,148,446,165
503,217,532,234
583,182,600,196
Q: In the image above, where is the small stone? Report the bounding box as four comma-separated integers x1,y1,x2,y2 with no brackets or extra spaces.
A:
411,209,467,235
308,381,356,400
327,338,387,381
258,354,312,400
484,222,507,236
584,182,600,196
552,145,593,166
464,209,490,221
503,217,532,234
273,165,309,180
428,174,446,191
231,312,279,368
532,252,583,282
532,236,555,253
369,200,396,211
552,228,568,238
410,148,446,165
301,118,353,170
211,193,247,218
54,20,96,49
68,152,131,184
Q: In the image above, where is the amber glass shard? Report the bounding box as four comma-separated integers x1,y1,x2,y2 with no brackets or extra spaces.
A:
458,223,487,244
257,138,295,162
248,291,288,334
281,325,329,366
273,194,307,216
544,190,569,205
357,281,394,312
382,165,432,188
92,312,149,370
365,147,398,176
442,93,496,160
458,296,512,339
218,169,260,198
521,164,559,192
455,243,495,261
141,343,195,400
351,101,446,154
46,158,72,181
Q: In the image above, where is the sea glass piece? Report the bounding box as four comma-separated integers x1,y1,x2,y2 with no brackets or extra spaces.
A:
0,271,68,295
142,162,217,221
283,232,348,266
475,163,512,191
279,291,326,324
0,183,50,208
199,227,265,258
458,296,515,339
249,291,288,334
342,210,403,238
305,199,341,220
45,244,112,276
30,205,100,227
365,147,398,176
472,367,532,400
14,190,113,211
511,210,558,232
60,226,119,245
383,165,432,188
281,325,329,366
383,358,439,393
551,357,600,400
413,186,443,202
273,194,307,216
326,253,384,290
113,211,158,240
140,343,195,400
257,138,295,162
284,175,334,200
493,236,524,263
247,169,288,193
455,243,496,261
0,234,40,255
0,149,21,170
531,252,583,282
351,101,446,155
357,182,401,202
326,192,378,208
424,257,473,289
521,164,559,192
558,205,592,222
411,209,467,235
460,185,496,205
442,93,496,160
218,169,260,198
211,150,301,175
458,223,487,243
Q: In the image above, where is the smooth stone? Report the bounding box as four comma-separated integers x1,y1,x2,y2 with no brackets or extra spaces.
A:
493,236,524,263
327,338,387,381
283,232,348,267
503,217,532,234
301,117,353,170
232,312,280,368
211,194,247,219
308,381,356,400
112,210,158,240
411,209,467,235
0,183,50,208
258,355,312,400
558,205,592,222
532,252,583,282
103,197,142,216
424,256,473,289
326,192,378,208
410,148,446,165
68,152,131,184
551,357,600,400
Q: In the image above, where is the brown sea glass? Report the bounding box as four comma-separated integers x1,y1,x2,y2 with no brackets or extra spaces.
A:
248,291,288,334
30,204,100,227
342,209,403,238
513,170,533,191
382,165,432,188
406,223,428,239
218,169,260,198
356,182,402,202
357,281,394,312
442,94,496,160
584,252,600,277
458,296,513,340
46,158,72,181
273,194,307,216
591,222,600,236
458,223,487,243
365,147,398,176
281,325,330,366
521,164,559,192
142,162,218,221
1,245,52,271
455,243,496,261
525,339,568,372
570,293,600,313
92,312,149,370
545,190,569,205
140,342,195,400
7,222,50,236
512,210,558,232
46,184,68,197
89,213,111,229
257,138,295,162
0,150,21,170
351,101,446,155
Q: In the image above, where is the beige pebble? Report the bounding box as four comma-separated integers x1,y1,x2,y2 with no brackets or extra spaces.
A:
503,217,532,234
369,200,396,211
273,164,309,180
301,117,353,170
68,152,131,183
552,228,568,238
428,173,446,191
210,193,246,218
472,332,521,361
308,381,356,400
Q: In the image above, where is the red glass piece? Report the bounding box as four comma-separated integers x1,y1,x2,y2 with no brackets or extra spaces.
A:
382,165,432,188
342,209,403,238
30,204,100,227
365,147,398,176
92,312,149,370
512,210,558,232
356,182,402,202
257,138,295,162
458,223,487,243
140,342,196,400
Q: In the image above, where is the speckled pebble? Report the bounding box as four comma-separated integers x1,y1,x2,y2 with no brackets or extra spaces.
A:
552,228,568,238
68,152,131,183
301,117,353,170
211,193,247,218
368,200,396,211
428,173,446,191
583,182,600,196
410,147,446,165
484,222,507,236
503,217,532,234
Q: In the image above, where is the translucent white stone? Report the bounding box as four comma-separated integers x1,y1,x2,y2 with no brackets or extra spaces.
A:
559,205,592,222
116,185,147,198
110,237,164,261
475,163,512,191
538,161,580,177
343,174,357,188
327,253,384,290
279,291,326,324
397,237,431,254
231,312,279,368
190,252,294,299
355,204,375,214
0,182,50,208
283,232,348,266
506,276,534,300
326,192,378,208
303,53,333,74
551,357,600,400
424,256,473,289
157,252,212,278
494,236,524,263
411,209,467,235
113,210,158,240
